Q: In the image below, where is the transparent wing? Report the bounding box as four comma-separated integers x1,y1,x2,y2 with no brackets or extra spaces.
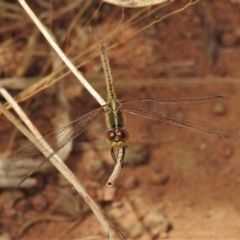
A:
12,107,106,162
121,97,239,139
121,95,230,105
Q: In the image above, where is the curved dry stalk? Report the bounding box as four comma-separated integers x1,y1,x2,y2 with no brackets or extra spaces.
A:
0,0,198,110
18,0,106,107
103,0,172,8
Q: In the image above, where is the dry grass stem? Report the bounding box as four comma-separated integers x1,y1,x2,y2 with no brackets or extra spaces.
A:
0,87,124,240
18,0,106,106
0,0,197,111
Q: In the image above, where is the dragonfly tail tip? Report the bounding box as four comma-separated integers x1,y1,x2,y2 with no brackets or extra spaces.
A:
106,181,113,187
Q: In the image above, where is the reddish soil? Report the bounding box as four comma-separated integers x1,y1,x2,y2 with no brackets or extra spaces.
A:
1,0,240,239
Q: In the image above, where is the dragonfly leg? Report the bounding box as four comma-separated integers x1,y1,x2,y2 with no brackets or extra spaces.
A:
111,147,117,163
121,145,127,168
111,146,127,166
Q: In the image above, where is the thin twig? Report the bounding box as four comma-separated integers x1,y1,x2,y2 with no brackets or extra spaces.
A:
0,0,197,110
18,0,105,107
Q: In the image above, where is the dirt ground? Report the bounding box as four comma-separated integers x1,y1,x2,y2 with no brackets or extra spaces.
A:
1,0,240,239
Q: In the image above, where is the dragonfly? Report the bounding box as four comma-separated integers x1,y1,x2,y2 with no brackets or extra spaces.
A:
13,44,239,185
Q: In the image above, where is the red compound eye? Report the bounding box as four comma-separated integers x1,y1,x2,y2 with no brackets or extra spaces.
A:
106,130,116,143
116,129,129,141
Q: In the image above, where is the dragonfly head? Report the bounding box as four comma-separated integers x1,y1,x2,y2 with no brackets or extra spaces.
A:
105,129,129,148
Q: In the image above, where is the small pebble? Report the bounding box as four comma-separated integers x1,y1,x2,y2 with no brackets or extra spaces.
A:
213,103,226,115
128,222,144,238
111,200,123,208
0,233,11,240
160,232,169,239
218,144,233,159
122,176,138,190
143,208,171,238
102,186,117,202
150,172,169,185
107,207,123,219
199,143,207,150
151,167,169,185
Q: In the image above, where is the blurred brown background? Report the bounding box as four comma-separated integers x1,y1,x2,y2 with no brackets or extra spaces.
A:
1,0,240,239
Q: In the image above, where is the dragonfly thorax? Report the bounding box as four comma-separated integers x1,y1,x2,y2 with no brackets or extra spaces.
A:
105,129,129,148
